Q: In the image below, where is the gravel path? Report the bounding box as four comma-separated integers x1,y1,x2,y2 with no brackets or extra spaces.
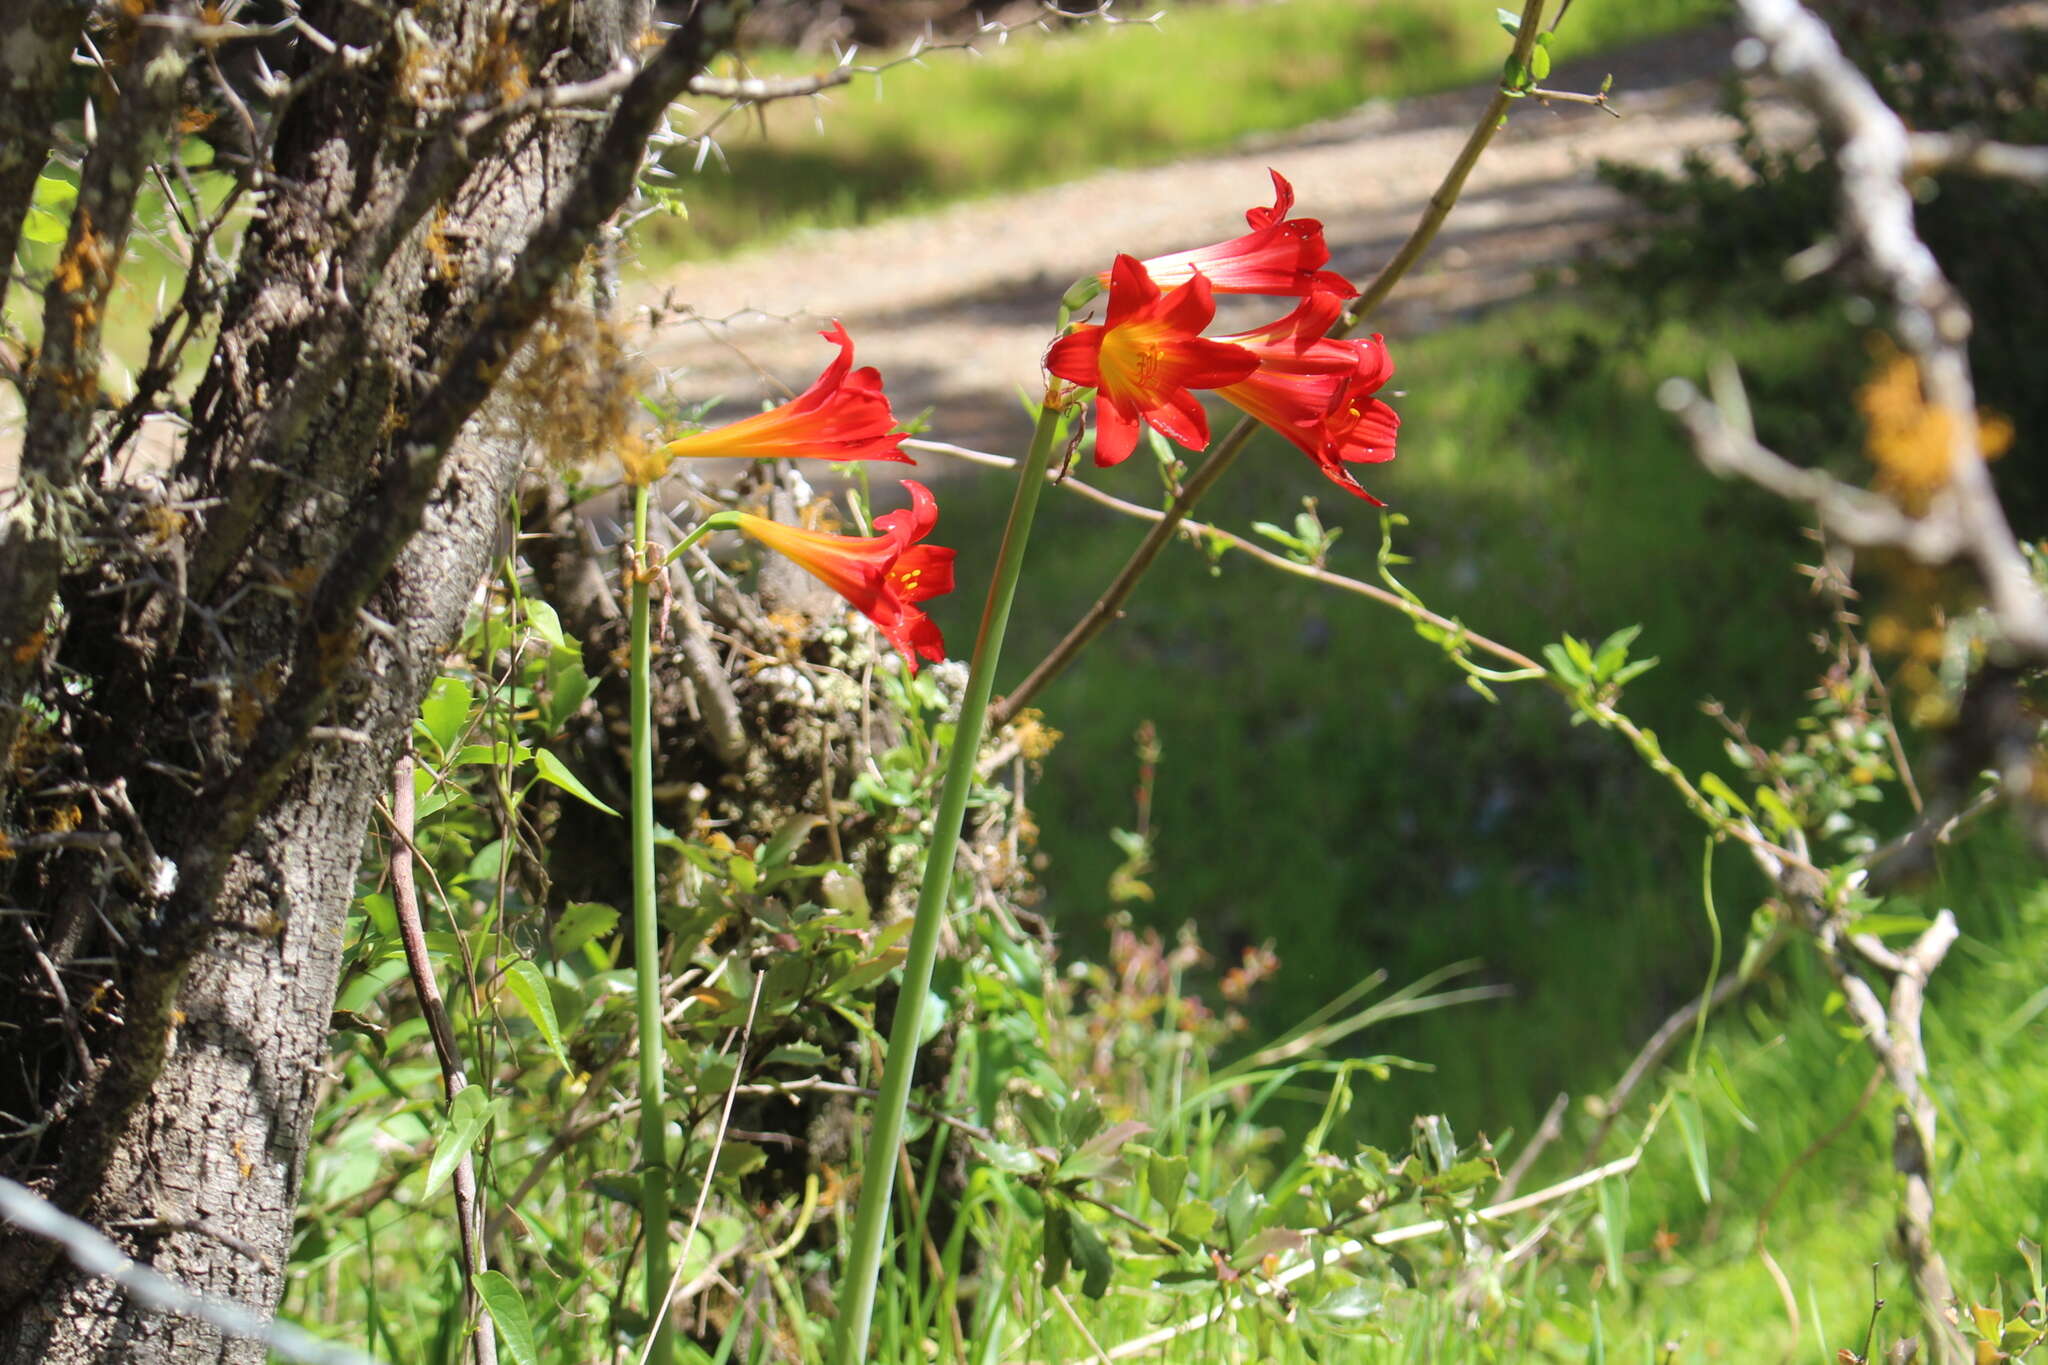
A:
632,23,1806,456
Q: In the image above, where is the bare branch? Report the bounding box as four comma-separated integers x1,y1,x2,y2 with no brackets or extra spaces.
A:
1907,131,2048,184
0,1178,381,1365
1658,378,1962,558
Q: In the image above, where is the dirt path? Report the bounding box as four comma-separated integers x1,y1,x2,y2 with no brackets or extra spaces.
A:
631,23,1805,456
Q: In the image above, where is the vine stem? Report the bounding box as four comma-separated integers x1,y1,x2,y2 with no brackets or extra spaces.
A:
835,396,1068,1365
628,482,674,1365
990,0,1550,730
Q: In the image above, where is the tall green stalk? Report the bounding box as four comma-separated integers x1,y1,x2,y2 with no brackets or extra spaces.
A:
628,484,674,1365
836,397,1068,1364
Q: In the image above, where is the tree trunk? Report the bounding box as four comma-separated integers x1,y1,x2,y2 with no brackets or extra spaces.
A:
0,0,738,1355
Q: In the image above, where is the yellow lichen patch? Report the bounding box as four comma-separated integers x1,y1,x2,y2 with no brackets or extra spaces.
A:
1858,337,2013,513
499,302,652,480
1009,709,1063,762
138,504,186,546
423,206,461,287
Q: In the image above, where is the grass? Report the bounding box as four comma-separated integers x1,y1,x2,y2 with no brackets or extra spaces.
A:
925,289,1862,1144
902,282,2048,1359
638,0,1725,260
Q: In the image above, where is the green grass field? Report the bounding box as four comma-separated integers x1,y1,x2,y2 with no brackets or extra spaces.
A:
908,284,2043,1359
639,0,1724,259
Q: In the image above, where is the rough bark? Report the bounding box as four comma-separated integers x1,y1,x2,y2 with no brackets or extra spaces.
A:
0,0,742,1357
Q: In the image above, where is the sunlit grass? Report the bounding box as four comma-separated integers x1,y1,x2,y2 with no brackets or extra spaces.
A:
637,0,1724,261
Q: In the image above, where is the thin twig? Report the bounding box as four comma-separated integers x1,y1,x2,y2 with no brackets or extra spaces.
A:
1101,1152,1641,1360
390,749,496,1365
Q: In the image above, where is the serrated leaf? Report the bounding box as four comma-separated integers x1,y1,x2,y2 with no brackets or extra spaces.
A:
473,1270,538,1365
502,960,570,1069
534,748,619,816
551,902,619,956
424,1086,492,1199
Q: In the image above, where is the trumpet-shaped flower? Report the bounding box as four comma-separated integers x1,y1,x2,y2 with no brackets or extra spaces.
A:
1045,255,1259,466
1212,290,1400,504
1105,170,1357,299
732,481,956,670
662,322,911,466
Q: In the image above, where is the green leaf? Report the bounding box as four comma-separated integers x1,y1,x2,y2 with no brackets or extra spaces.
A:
1041,1202,1071,1289
1591,625,1641,679
1673,1091,1711,1204
1529,43,1551,80
545,651,593,731
473,1270,539,1365
1542,642,1586,688
551,902,619,956
523,598,568,653
418,676,473,756
454,741,530,768
502,960,571,1069
1697,771,1752,817
1147,1149,1189,1217
21,207,67,244
1595,1174,1628,1283
424,1086,492,1199
1496,7,1522,34
1222,1174,1265,1246
760,813,825,869
534,748,619,816
1067,1212,1114,1299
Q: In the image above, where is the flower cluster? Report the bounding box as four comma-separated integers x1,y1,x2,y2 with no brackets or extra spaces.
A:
1046,169,1400,503
639,170,1397,672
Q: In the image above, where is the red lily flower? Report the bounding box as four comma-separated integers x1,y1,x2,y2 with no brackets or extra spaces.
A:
663,322,911,464
1044,255,1259,466
732,480,956,670
1104,170,1357,299
1212,290,1400,504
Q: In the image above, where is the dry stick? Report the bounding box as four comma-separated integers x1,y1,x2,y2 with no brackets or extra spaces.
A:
1101,1152,1641,1361
990,0,1553,730
391,749,498,1365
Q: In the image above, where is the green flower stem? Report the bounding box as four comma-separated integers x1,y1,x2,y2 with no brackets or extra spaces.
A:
628,483,674,1365
836,396,1068,1364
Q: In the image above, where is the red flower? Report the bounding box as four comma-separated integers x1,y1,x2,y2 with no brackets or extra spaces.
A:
1211,290,1400,504
732,481,956,670
1044,255,1259,466
1105,170,1356,299
663,322,911,464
